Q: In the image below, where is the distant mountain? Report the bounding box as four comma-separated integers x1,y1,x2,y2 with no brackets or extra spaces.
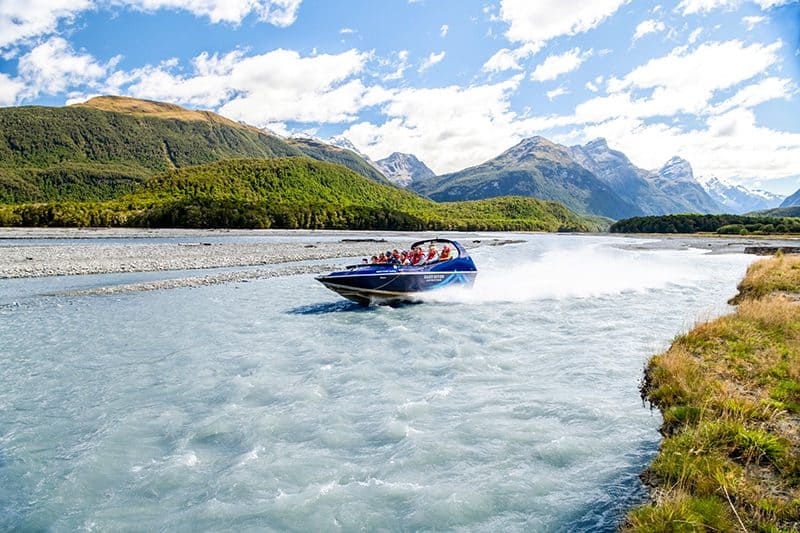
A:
411,136,640,219
698,176,784,214
0,95,386,203
646,157,722,214
569,138,694,215
780,187,800,207
375,152,435,187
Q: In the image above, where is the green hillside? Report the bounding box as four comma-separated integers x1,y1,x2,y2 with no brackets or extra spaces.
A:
610,213,800,234
286,137,388,184
747,205,800,218
0,96,387,203
0,158,606,231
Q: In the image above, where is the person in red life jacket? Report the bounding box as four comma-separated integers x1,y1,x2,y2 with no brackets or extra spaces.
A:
377,252,387,263
411,246,425,265
439,244,452,261
426,244,439,263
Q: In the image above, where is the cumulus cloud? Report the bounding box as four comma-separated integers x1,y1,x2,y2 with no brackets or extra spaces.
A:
0,0,303,50
712,77,795,113
530,48,592,82
16,37,112,98
0,0,91,49
440,24,448,37
342,76,539,173
418,51,445,73
498,0,628,45
632,19,666,42
573,110,800,183
0,73,25,105
581,39,784,119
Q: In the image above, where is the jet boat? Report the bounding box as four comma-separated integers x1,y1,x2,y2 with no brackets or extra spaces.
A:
316,238,477,305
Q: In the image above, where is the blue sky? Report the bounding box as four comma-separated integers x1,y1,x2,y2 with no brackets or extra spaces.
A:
0,0,798,194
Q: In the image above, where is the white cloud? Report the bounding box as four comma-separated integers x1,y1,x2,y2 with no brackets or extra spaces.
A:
382,50,409,81
677,0,793,14
498,0,628,45
583,40,784,119
546,87,568,100
573,110,800,183
116,0,303,26
440,24,448,37
742,15,766,30
530,48,591,82
482,42,541,73
0,0,302,50
16,37,111,98
343,76,541,173
0,73,25,105
677,0,737,14
418,51,445,73
688,27,703,43
585,80,599,92
65,47,376,125
712,77,795,113
0,0,91,49
339,27,355,34
633,19,666,42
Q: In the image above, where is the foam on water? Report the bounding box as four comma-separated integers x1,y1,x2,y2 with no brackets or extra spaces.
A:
423,242,717,304
0,234,756,531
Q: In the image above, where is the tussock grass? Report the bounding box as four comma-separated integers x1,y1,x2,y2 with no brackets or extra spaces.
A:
625,255,800,532
730,254,800,304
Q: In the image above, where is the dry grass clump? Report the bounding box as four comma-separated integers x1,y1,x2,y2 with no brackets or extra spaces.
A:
730,253,800,304
625,256,800,532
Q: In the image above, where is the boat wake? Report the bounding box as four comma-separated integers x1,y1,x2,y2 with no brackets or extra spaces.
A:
418,245,742,305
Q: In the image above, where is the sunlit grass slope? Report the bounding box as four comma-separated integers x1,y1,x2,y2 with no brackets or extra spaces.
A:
625,253,800,532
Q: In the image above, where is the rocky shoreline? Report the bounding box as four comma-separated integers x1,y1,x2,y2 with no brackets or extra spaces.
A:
0,228,414,279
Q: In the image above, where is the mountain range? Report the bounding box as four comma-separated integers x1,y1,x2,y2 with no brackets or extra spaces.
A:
0,95,792,223
405,136,786,219
698,176,784,213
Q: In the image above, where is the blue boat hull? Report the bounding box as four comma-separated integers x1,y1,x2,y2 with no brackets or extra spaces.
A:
316,239,478,305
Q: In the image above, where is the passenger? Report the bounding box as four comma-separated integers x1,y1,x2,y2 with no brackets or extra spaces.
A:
412,246,425,265
370,255,378,264
401,252,412,266
392,249,402,262
386,250,400,266
362,258,369,264
426,244,439,263
377,252,387,264
439,245,452,261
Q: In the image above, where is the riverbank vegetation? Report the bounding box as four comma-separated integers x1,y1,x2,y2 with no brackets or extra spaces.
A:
610,214,800,235
625,254,800,531
0,158,607,232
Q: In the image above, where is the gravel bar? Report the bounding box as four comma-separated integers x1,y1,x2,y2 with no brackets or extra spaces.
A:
0,240,382,278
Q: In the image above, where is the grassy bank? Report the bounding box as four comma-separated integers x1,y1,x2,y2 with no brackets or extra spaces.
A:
625,254,800,532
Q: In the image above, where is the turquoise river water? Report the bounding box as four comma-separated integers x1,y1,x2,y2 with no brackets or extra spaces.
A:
0,233,754,531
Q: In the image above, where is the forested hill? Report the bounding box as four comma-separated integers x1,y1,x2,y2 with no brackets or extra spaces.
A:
610,213,800,235
0,96,385,203
0,158,607,232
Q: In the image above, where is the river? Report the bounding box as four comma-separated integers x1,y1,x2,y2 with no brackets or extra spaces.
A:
0,233,754,531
